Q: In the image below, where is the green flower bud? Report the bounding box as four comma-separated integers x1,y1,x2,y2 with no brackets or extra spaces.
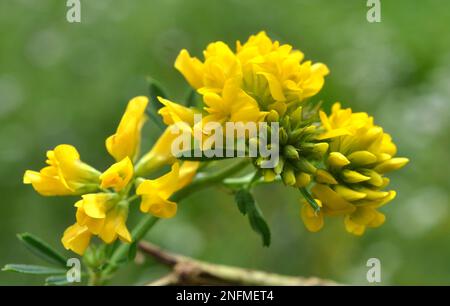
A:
281,167,296,186
289,129,304,144
290,107,303,126
293,158,317,174
274,157,285,175
311,142,329,157
284,145,300,160
279,127,289,145
295,172,311,187
263,169,277,182
266,110,279,123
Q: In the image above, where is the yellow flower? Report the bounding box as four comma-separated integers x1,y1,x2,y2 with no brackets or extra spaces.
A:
236,31,280,61
237,31,329,105
201,79,267,125
100,157,134,192
300,198,324,232
61,223,92,256
175,32,328,110
317,102,371,140
344,206,387,236
23,144,100,196
136,162,199,218
61,193,132,255
175,42,241,94
304,103,409,235
106,96,148,162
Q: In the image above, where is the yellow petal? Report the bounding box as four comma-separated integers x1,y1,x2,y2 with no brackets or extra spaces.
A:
327,152,351,168
354,187,389,201
258,72,286,101
76,206,104,235
61,223,92,255
81,194,113,219
98,207,131,244
158,97,196,126
136,163,181,199
344,207,385,235
341,169,371,183
347,151,377,166
140,195,178,219
106,96,148,162
344,215,366,236
100,157,134,192
359,169,384,187
334,185,367,202
315,169,338,185
374,157,409,173
23,170,74,196
311,184,356,215
300,202,324,232
174,49,204,89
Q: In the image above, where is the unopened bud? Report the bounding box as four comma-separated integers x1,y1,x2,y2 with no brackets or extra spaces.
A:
311,142,329,158
294,158,317,174
284,145,300,160
263,169,277,182
295,172,311,187
274,157,285,175
279,127,289,145
281,167,296,186
266,110,279,123
290,107,303,126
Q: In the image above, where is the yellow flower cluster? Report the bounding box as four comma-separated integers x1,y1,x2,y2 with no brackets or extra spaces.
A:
23,32,409,258
159,31,329,131
24,97,198,255
301,103,409,235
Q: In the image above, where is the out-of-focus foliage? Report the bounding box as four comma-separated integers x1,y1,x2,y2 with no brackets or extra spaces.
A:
0,0,449,285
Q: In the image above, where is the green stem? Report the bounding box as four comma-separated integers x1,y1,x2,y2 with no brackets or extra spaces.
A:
101,158,250,281
171,158,250,201
102,215,159,277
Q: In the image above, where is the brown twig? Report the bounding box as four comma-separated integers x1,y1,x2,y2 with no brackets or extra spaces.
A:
138,241,338,286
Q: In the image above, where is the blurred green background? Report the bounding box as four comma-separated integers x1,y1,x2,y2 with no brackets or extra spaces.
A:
1,0,449,285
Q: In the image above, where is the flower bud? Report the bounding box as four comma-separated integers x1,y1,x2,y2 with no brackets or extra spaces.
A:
293,159,317,174
295,172,311,187
281,167,296,186
266,110,280,123
284,145,300,160
279,127,289,145
274,157,285,175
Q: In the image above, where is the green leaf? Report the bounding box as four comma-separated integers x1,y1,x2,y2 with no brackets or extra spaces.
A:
248,208,271,247
17,233,68,267
146,77,168,130
235,189,251,215
147,77,167,109
45,275,71,286
2,264,67,275
234,189,271,247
